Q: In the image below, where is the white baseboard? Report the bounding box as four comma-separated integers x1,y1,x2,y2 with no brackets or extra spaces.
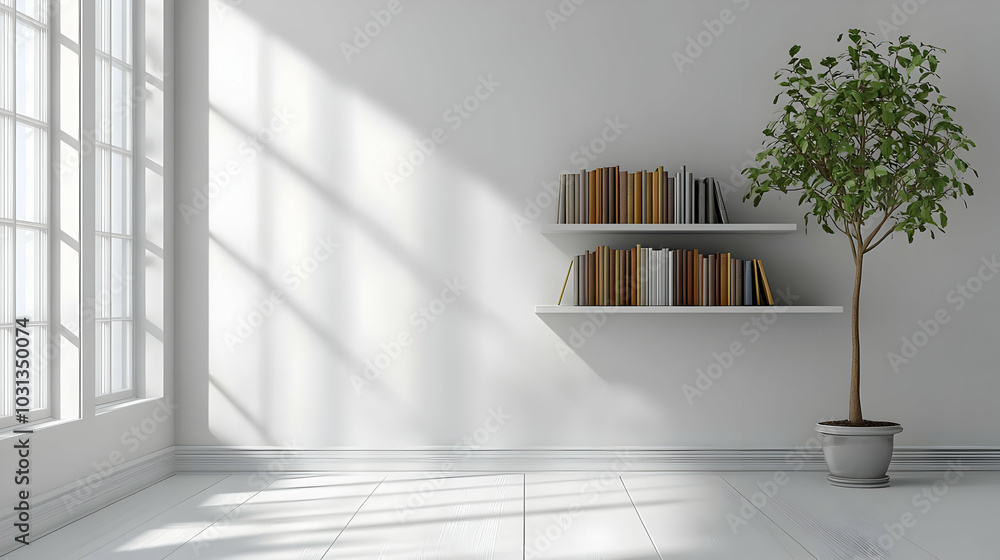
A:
0,447,174,556
174,446,1000,474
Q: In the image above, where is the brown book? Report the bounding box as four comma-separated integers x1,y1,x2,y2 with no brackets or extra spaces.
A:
605,168,611,224
619,249,625,305
587,169,597,224
598,248,604,305
719,253,729,305
758,260,775,305
611,165,623,224
625,248,632,306
601,245,611,305
597,169,604,224
636,173,643,224
696,255,702,305
611,249,621,305
708,254,717,306
618,170,626,224
626,174,634,224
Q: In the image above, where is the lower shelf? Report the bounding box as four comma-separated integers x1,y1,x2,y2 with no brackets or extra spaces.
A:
535,305,843,314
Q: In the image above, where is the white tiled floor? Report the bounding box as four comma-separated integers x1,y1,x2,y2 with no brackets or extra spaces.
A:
4,471,996,559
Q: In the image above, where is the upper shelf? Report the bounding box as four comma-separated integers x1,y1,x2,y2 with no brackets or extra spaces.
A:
540,223,797,234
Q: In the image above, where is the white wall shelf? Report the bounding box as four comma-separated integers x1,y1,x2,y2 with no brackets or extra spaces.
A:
541,223,797,234
535,305,843,314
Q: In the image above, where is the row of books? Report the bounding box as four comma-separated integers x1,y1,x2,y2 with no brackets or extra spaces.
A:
555,166,730,225
563,246,776,307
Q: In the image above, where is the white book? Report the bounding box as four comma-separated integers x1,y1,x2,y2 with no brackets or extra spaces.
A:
668,250,674,306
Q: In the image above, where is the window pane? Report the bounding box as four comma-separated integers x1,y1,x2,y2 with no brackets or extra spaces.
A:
96,320,107,394
94,235,107,318
111,62,130,149
15,20,45,121
15,227,46,321
15,122,47,223
111,0,130,64
111,151,130,234
0,116,11,219
110,236,129,317
94,56,109,143
1,10,12,111
15,0,46,23
0,225,11,324
111,320,130,392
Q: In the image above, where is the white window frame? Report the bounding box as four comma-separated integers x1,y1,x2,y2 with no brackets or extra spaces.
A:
0,0,55,430
1,0,168,429
92,0,139,406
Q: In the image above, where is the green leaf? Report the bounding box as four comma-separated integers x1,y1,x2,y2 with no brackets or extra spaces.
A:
789,45,802,57
875,165,888,177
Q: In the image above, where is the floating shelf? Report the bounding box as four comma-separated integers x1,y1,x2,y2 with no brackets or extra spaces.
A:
535,305,843,314
540,223,797,234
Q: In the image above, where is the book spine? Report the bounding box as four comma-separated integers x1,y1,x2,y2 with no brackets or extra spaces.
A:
618,170,626,225
652,169,660,224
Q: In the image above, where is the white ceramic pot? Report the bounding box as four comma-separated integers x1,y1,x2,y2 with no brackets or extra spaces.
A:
815,422,903,488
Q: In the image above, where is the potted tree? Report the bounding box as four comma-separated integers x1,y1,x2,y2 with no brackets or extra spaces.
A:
743,30,976,488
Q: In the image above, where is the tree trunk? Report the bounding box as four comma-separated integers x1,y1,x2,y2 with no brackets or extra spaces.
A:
849,253,864,425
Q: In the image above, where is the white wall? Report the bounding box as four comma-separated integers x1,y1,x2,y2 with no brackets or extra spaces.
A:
174,0,1000,450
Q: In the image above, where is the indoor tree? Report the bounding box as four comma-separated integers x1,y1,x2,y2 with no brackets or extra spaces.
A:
743,29,976,426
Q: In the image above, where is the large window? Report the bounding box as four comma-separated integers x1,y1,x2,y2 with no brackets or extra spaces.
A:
0,0,51,428
0,0,166,426
94,0,134,404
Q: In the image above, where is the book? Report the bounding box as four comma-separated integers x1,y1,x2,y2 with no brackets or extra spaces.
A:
714,178,730,224
708,177,717,224
719,253,732,305
652,170,660,224
744,260,753,305
619,170,627,224
626,174,634,224
686,172,694,223
733,258,742,306
758,260,775,305
752,260,762,306
708,254,717,306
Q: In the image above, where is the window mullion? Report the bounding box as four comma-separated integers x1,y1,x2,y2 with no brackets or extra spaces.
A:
79,0,97,415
